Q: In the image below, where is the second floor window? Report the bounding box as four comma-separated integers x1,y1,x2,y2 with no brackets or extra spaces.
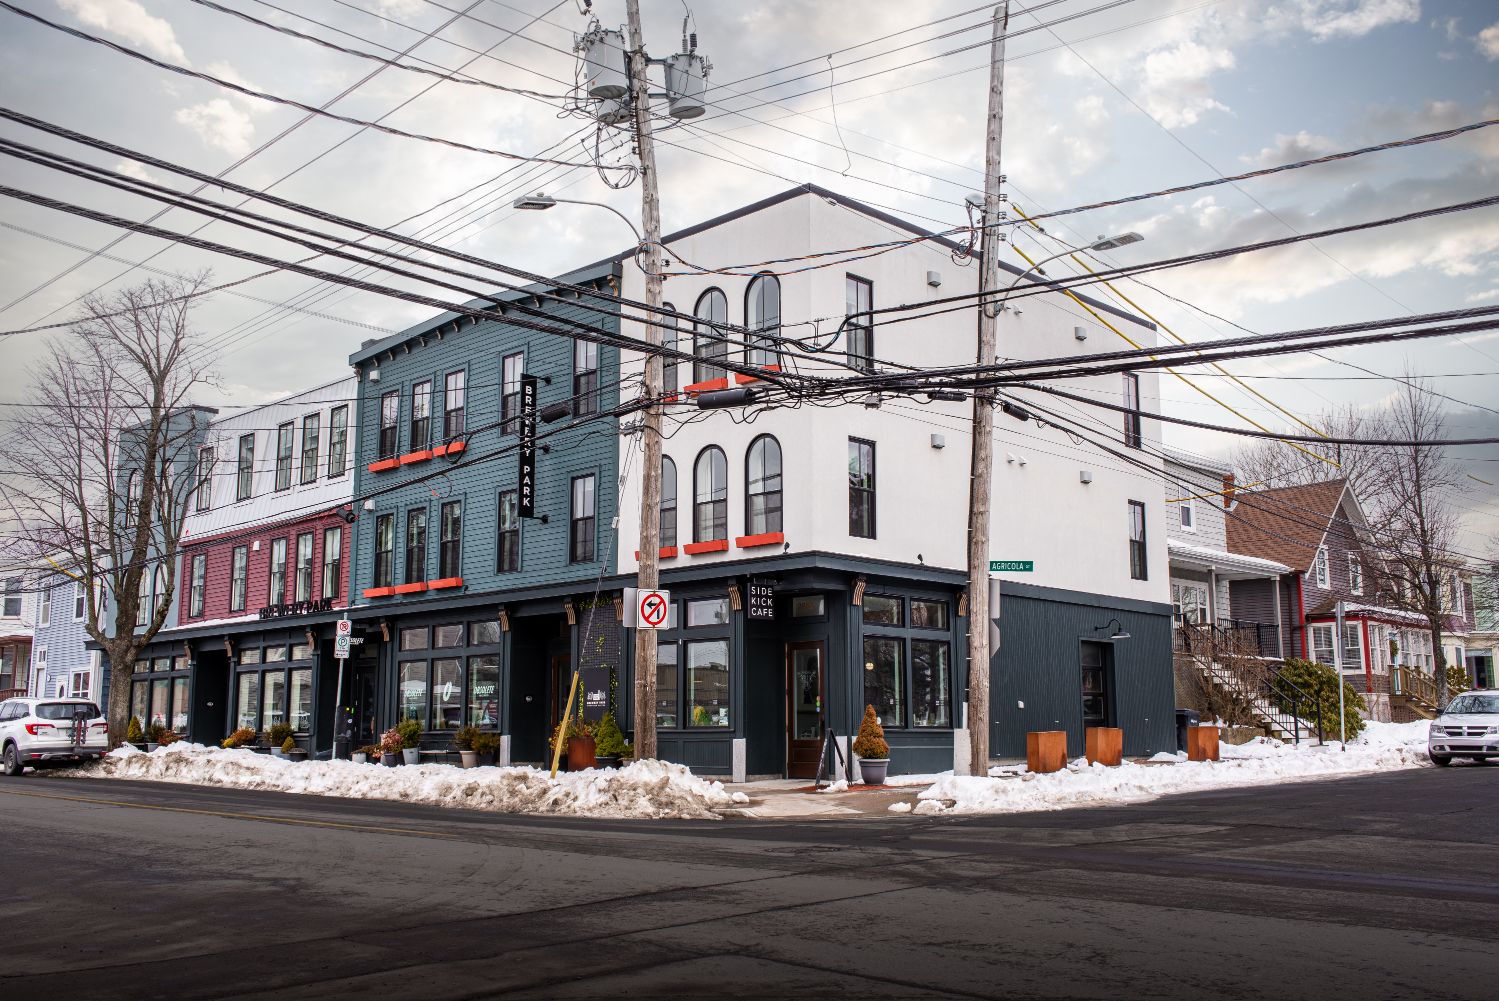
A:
1123,373,1142,449
295,532,314,602
439,500,462,578
328,405,348,477
1177,483,1194,531
444,370,466,440
661,304,679,396
498,490,520,573
236,434,254,500
849,438,875,539
300,413,320,485
196,447,213,512
693,288,728,383
135,569,149,627
190,554,205,617
410,380,431,450
694,447,727,543
275,423,294,491
1349,555,1363,595
570,476,595,564
1129,500,1148,580
123,470,138,528
502,352,524,433
573,339,599,416
230,546,247,612
660,456,677,549
846,275,873,372
322,527,342,600
405,508,427,585
379,392,399,459
374,514,394,589
746,435,783,535
268,538,287,604
1315,545,1330,588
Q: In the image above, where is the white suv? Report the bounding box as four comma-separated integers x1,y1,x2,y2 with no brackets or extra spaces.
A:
0,697,109,775
1428,690,1499,766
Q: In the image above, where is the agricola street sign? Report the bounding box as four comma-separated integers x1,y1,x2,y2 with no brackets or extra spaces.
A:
989,560,1034,572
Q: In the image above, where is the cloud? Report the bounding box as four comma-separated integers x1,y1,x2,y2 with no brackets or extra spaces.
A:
1289,0,1422,42
1478,22,1499,60
174,98,255,155
1432,16,1461,43
1253,131,1337,166
1138,40,1235,128
1465,287,1499,304
57,0,187,64
112,159,155,182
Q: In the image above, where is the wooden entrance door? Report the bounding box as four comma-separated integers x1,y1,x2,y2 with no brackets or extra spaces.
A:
785,641,825,779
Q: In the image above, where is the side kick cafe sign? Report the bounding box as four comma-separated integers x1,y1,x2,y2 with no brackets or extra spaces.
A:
518,374,538,518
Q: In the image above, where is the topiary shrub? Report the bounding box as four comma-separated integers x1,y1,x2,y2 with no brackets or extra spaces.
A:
222,727,256,749
852,704,890,759
396,718,422,750
281,735,296,754
267,721,294,748
1273,658,1365,741
125,716,143,744
594,712,626,757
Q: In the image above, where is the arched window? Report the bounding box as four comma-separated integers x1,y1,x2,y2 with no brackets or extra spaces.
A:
693,288,728,383
661,302,679,396
693,446,728,543
122,470,138,528
745,435,782,536
660,456,677,549
745,273,780,368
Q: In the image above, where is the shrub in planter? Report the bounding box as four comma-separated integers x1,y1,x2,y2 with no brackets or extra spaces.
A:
452,725,480,751
281,736,296,754
852,704,891,785
354,744,381,764
396,718,423,765
471,731,502,766
380,726,403,767
593,712,626,768
550,715,595,770
267,721,294,749
158,730,182,746
125,716,144,746
222,727,256,749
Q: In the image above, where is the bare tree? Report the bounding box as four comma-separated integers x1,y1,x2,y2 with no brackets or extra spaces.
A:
0,276,213,742
1360,379,1467,707
1231,403,1380,496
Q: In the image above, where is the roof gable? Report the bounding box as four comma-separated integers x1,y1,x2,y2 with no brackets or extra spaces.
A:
1225,479,1349,570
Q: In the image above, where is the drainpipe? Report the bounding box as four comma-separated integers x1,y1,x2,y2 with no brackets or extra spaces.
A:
1296,574,1308,659
1273,576,1285,658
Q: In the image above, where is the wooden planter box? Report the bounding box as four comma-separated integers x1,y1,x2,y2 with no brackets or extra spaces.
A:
1085,727,1123,766
1187,725,1220,762
1026,730,1067,774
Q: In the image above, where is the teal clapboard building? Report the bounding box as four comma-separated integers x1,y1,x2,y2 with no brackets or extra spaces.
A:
344,262,625,761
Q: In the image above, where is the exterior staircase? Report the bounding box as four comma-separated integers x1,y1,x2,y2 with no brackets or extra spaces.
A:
1176,624,1325,744
1390,667,1439,720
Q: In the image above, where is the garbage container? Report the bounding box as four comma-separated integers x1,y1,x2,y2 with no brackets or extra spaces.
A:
1175,709,1200,754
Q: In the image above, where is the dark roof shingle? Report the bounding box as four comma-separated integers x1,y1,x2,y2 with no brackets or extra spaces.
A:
1225,479,1348,572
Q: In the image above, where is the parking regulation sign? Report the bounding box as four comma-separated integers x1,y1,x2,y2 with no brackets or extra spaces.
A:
334,617,352,659
637,589,670,629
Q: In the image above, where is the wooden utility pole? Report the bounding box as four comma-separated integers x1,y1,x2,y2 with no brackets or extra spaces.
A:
626,0,664,760
967,2,1009,777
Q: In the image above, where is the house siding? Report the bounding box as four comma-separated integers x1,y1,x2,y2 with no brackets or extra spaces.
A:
179,513,351,623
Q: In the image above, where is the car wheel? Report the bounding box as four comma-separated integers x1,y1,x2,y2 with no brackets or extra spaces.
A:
1429,753,1452,767
1,743,23,777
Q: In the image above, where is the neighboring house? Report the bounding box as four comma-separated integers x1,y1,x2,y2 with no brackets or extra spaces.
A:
1437,565,1476,687
1467,567,1497,689
612,185,1175,773
146,379,358,749
1162,448,1288,649
1226,479,1430,721
30,568,107,706
0,572,36,699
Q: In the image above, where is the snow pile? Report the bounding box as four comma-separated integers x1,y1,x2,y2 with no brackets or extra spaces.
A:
902,721,1430,816
70,743,737,820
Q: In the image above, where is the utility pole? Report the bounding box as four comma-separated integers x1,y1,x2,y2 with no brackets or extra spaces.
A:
967,2,1008,778
625,0,664,760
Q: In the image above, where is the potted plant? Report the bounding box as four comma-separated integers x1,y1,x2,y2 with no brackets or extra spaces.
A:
397,718,422,765
472,731,502,766
566,716,596,771
145,721,168,752
379,726,402,767
353,745,379,765
453,725,481,768
853,704,891,785
268,722,294,758
593,712,626,769
222,727,256,750
125,716,144,749
158,729,182,748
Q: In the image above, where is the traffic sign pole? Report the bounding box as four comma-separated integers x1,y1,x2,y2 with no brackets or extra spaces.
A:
333,614,350,759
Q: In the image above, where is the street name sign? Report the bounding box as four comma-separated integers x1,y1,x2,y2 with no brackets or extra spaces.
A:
989,560,1034,572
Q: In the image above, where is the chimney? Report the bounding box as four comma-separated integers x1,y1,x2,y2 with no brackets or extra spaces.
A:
1222,473,1236,509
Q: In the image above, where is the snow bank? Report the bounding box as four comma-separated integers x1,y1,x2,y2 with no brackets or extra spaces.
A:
68,744,736,820
902,720,1430,816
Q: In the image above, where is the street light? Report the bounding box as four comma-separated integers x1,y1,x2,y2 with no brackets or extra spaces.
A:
512,192,643,244
987,231,1143,317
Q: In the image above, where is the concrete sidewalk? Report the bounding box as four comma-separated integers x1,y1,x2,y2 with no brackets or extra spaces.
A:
721,778,920,819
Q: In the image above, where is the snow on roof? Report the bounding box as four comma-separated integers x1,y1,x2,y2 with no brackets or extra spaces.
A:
1168,539,1290,574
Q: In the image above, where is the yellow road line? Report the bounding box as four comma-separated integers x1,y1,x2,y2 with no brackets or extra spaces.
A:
0,785,457,838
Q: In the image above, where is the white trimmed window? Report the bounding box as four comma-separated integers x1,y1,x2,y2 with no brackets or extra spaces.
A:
1314,546,1329,588
1348,555,1363,595
69,668,92,699
39,587,50,626
1310,624,1335,666
1177,484,1195,532
74,581,86,621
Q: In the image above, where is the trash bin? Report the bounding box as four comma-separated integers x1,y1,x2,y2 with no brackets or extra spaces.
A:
1175,709,1200,754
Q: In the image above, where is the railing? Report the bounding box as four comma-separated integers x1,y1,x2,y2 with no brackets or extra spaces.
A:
1263,668,1326,746
1179,642,1324,745
0,687,26,701
1392,666,1438,706
1175,619,1279,658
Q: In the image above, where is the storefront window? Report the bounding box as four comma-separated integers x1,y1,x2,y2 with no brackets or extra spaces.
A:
656,643,679,729
687,598,729,627
470,621,501,646
289,669,312,733
150,679,169,728
291,643,313,662
911,600,948,630
791,595,825,618
171,677,190,732
240,648,261,665
153,657,172,672
434,624,463,648
431,658,462,730
911,640,951,727
399,627,428,651
863,636,904,727
686,639,729,728
467,656,499,727
131,681,148,726
264,646,287,664
237,673,259,731
399,662,427,727
261,671,287,730
862,595,903,626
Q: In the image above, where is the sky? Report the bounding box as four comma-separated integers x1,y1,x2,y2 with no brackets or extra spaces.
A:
0,0,1495,556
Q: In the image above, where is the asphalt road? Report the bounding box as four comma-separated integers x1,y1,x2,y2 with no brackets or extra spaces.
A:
0,766,1495,1001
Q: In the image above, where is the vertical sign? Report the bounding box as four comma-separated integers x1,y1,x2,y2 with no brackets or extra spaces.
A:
747,579,775,620
518,374,538,518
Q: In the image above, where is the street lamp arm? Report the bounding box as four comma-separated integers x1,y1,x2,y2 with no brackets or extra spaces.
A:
547,197,643,243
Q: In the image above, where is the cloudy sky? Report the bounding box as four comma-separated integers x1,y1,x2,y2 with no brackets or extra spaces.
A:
0,0,1495,553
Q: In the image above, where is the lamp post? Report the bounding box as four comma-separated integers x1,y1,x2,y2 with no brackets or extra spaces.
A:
512,193,643,244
